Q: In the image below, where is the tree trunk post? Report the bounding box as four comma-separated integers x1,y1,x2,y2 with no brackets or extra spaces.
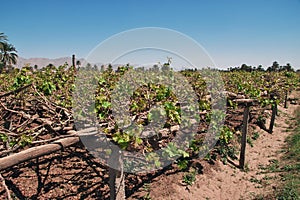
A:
284,90,288,109
109,149,125,200
233,99,254,169
269,101,277,134
239,103,250,169
72,54,76,72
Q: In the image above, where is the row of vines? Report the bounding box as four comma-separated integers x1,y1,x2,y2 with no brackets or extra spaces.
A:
0,64,299,173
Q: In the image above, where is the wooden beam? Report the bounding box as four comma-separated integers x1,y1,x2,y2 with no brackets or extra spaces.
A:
0,84,32,98
0,137,80,171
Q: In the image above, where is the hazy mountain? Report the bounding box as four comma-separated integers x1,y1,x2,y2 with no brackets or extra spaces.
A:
16,57,88,69
16,56,145,70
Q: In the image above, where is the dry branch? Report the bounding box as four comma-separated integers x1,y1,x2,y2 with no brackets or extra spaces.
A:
0,137,80,171
224,91,245,99
0,83,32,98
233,99,256,105
0,173,12,200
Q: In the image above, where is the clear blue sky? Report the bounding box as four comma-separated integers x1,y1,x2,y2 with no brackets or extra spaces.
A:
1,0,300,69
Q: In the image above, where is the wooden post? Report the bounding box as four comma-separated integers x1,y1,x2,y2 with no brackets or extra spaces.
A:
233,99,255,169
239,103,250,169
72,54,75,67
72,54,76,73
284,90,288,109
269,102,277,134
109,149,125,200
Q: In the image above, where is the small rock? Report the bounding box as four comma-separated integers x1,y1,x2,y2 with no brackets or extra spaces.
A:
159,128,170,138
170,125,180,132
236,94,246,99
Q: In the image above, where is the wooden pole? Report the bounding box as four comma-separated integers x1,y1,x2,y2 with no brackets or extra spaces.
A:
72,54,76,73
239,103,250,169
0,137,80,171
284,90,288,109
72,54,75,68
109,149,125,200
269,102,277,134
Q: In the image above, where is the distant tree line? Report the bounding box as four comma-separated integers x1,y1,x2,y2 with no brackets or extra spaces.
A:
227,61,297,72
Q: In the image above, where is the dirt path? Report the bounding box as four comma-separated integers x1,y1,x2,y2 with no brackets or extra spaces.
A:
130,94,299,200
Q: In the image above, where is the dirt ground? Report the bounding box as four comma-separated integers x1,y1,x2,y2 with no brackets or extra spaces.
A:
0,92,299,200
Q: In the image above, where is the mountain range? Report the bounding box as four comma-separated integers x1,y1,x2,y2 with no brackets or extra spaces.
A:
15,57,168,70
16,57,87,68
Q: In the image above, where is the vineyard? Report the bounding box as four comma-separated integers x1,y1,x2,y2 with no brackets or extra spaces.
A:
0,64,299,199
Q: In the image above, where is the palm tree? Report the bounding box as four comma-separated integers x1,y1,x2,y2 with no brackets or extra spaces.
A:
0,33,8,49
0,42,18,67
0,33,8,61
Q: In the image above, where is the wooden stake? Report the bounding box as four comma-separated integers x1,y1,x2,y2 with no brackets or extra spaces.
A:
72,54,75,68
109,149,125,200
239,104,250,169
269,102,277,134
284,90,288,109
72,54,76,73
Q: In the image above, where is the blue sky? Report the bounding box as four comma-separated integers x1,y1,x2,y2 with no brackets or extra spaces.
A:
1,0,300,69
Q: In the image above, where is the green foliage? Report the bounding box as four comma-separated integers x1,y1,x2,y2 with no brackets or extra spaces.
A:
0,63,75,151
18,134,33,147
257,115,266,125
112,132,130,149
39,81,56,95
176,158,189,170
227,99,237,109
162,142,189,159
215,126,237,164
252,132,260,140
0,133,8,142
1,62,299,175
163,101,181,124
112,130,143,150
145,152,161,168
182,169,196,186
219,126,233,144
247,136,254,147
12,70,32,89
189,138,204,153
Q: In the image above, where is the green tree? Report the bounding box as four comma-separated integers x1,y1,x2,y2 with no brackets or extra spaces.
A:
241,64,252,72
93,64,98,71
282,63,294,72
267,61,280,72
0,33,8,68
34,64,38,71
257,65,264,71
76,60,81,69
0,33,8,50
100,64,105,72
86,63,92,70
0,42,18,67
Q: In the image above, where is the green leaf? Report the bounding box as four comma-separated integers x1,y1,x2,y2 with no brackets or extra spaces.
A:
0,133,8,142
101,101,111,109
